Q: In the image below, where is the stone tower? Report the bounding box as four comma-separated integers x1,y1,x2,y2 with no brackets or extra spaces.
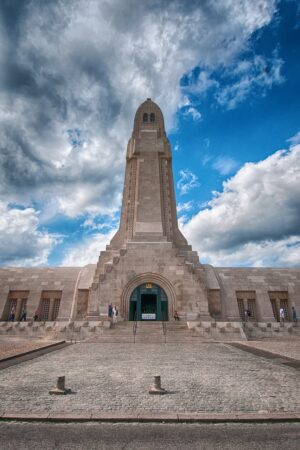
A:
88,99,211,321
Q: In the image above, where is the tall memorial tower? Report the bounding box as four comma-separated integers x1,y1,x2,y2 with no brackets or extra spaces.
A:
88,99,211,321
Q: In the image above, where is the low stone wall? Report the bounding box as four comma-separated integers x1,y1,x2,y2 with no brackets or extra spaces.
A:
187,321,300,341
187,321,247,341
0,320,111,341
243,321,300,339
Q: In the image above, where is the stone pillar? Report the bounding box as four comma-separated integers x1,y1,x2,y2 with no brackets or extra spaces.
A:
49,298,55,321
257,291,275,322
86,284,100,320
15,298,23,321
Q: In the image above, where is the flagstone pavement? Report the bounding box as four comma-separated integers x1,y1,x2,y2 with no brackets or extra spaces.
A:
0,340,299,415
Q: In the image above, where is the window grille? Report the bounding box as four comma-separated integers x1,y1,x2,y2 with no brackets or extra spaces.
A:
53,299,60,320
40,299,50,321
8,299,17,320
237,298,245,321
280,299,289,321
21,299,27,310
247,299,256,321
270,299,279,322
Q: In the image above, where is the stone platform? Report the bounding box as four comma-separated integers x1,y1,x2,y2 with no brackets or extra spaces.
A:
0,339,299,417
1,320,299,342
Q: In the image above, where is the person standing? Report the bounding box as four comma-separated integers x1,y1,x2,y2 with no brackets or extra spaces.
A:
112,305,118,324
20,306,27,321
8,306,16,321
108,303,113,319
244,309,251,322
279,306,285,323
174,310,180,321
292,306,298,323
33,307,39,321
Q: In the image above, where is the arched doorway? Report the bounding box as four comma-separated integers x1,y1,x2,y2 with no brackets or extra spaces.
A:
129,283,168,321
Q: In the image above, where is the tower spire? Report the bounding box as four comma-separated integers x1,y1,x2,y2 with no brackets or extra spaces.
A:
110,98,188,249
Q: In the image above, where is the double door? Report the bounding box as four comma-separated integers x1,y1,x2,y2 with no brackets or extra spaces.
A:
129,283,168,321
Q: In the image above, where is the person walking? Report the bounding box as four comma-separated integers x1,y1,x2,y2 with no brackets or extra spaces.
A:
292,306,298,323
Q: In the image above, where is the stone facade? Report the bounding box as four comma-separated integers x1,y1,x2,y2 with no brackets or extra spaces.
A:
0,99,300,324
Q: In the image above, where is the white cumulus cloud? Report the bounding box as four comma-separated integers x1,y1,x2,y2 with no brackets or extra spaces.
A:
61,229,117,266
0,0,279,265
181,142,300,267
0,203,59,266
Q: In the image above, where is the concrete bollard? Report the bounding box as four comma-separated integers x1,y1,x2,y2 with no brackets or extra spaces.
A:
49,376,72,395
149,375,167,395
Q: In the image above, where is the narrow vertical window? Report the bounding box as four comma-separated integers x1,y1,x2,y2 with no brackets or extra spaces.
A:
150,113,155,122
143,113,148,122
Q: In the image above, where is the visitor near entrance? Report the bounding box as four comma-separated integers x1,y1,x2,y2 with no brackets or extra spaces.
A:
279,307,285,322
112,306,118,324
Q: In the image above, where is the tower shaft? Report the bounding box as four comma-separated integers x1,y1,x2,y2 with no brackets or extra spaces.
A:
111,98,188,248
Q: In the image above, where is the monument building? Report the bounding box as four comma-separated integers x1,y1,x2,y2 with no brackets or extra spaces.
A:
88,98,211,322
0,99,300,333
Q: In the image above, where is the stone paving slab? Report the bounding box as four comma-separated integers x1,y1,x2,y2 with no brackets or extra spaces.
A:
0,342,299,416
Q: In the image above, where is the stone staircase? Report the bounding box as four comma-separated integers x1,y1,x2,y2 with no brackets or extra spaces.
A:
86,321,203,344
1,320,299,343
0,320,211,343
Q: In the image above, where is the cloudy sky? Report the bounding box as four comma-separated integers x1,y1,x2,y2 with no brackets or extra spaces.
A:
0,0,299,268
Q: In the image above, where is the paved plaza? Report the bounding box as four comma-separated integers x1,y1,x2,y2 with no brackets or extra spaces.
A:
0,340,299,416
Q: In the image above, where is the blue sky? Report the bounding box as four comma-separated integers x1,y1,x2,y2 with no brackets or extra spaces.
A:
0,0,299,268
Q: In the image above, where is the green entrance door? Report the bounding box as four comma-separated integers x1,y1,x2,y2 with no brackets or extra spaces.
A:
129,283,168,321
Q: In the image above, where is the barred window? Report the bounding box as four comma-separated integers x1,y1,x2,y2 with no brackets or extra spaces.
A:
40,299,50,321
